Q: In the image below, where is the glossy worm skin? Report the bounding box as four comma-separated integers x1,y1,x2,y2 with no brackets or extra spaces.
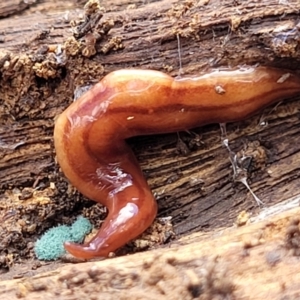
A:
54,67,300,259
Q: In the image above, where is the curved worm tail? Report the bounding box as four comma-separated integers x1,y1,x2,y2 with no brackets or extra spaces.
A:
64,190,157,259
55,132,158,259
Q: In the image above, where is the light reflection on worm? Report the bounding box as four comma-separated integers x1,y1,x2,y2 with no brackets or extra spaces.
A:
54,67,300,259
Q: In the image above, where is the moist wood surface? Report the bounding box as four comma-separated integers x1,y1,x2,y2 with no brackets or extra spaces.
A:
2,205,300,299
0,0,300,297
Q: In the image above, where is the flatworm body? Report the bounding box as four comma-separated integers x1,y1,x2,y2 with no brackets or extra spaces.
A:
54,67,300,259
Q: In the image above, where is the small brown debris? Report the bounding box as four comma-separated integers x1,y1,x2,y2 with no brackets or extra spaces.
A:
285,218,300,256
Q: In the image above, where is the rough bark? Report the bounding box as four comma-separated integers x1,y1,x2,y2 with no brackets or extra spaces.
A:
1,204,300,299
0,0,300,296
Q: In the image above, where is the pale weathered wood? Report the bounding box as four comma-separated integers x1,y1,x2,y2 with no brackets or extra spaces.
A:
0,0,37,18
1,202,300,299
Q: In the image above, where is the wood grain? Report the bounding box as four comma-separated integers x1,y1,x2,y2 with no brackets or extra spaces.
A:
1,203,300,299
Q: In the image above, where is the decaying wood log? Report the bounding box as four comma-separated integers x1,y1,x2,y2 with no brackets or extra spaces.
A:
0,0,300,296
1,203,300,299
